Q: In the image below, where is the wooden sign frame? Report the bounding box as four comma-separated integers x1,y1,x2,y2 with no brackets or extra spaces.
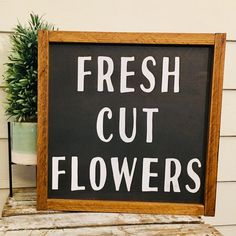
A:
37,31,226,216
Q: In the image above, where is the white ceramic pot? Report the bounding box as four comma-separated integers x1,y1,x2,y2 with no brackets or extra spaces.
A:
11,122,37,165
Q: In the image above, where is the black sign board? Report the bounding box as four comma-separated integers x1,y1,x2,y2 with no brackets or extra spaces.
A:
37,32,226,216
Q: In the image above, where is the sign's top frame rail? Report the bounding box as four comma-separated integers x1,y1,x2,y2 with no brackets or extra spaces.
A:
46,31,217,45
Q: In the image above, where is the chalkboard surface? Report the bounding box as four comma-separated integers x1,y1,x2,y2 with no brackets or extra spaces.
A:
37,32,226,216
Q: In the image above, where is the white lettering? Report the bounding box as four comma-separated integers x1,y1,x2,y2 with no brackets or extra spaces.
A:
164,158,181,192
111,157,137,191
142,158,158,192
140,56,156,93
143,108,159,143
186,158,201,193
97,56,114,92
71,156,85,191
90,157,107,191
96,107,113,142
119,107,137,143
52,156,66,190
161,57,180,93
120,57,135,93
77,56,92,91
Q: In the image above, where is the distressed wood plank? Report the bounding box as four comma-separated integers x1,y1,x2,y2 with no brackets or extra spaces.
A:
2,199,57,217
2,189,55,217
0,223,222,236
0,188,221,235
2,189,202,222
6,188,37,201
0,213,202,231
7,193,36,201
2,203,54,217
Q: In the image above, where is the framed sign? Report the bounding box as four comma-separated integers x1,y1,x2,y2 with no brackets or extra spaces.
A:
37,31,226,216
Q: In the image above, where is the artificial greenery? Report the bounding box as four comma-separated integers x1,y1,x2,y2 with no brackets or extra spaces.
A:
4,13,54,122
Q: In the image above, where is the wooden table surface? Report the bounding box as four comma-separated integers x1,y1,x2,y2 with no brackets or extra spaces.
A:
0,188,222,235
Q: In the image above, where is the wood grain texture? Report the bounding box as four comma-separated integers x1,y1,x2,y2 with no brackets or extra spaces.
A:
1,211,202,228
204,33,226,216
0,188,221,235
48,31,215,45
0,223,222,236
3,188,202,222
37,30,49,210
47,199,204,216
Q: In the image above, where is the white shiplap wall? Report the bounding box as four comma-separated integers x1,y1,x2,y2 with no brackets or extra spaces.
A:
0,1,235,235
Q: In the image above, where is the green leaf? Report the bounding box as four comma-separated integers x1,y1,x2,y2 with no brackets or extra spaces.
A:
3,13,56,122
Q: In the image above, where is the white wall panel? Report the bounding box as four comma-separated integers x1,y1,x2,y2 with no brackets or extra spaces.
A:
0,0,235,39
204,182,236,225
0,89,7,138
224,42,236,89
218,137,236,182
0,139,9,188
220,91,236,136
0,33,10,86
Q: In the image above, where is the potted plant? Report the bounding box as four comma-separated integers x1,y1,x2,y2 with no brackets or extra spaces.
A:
4,13,54,165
